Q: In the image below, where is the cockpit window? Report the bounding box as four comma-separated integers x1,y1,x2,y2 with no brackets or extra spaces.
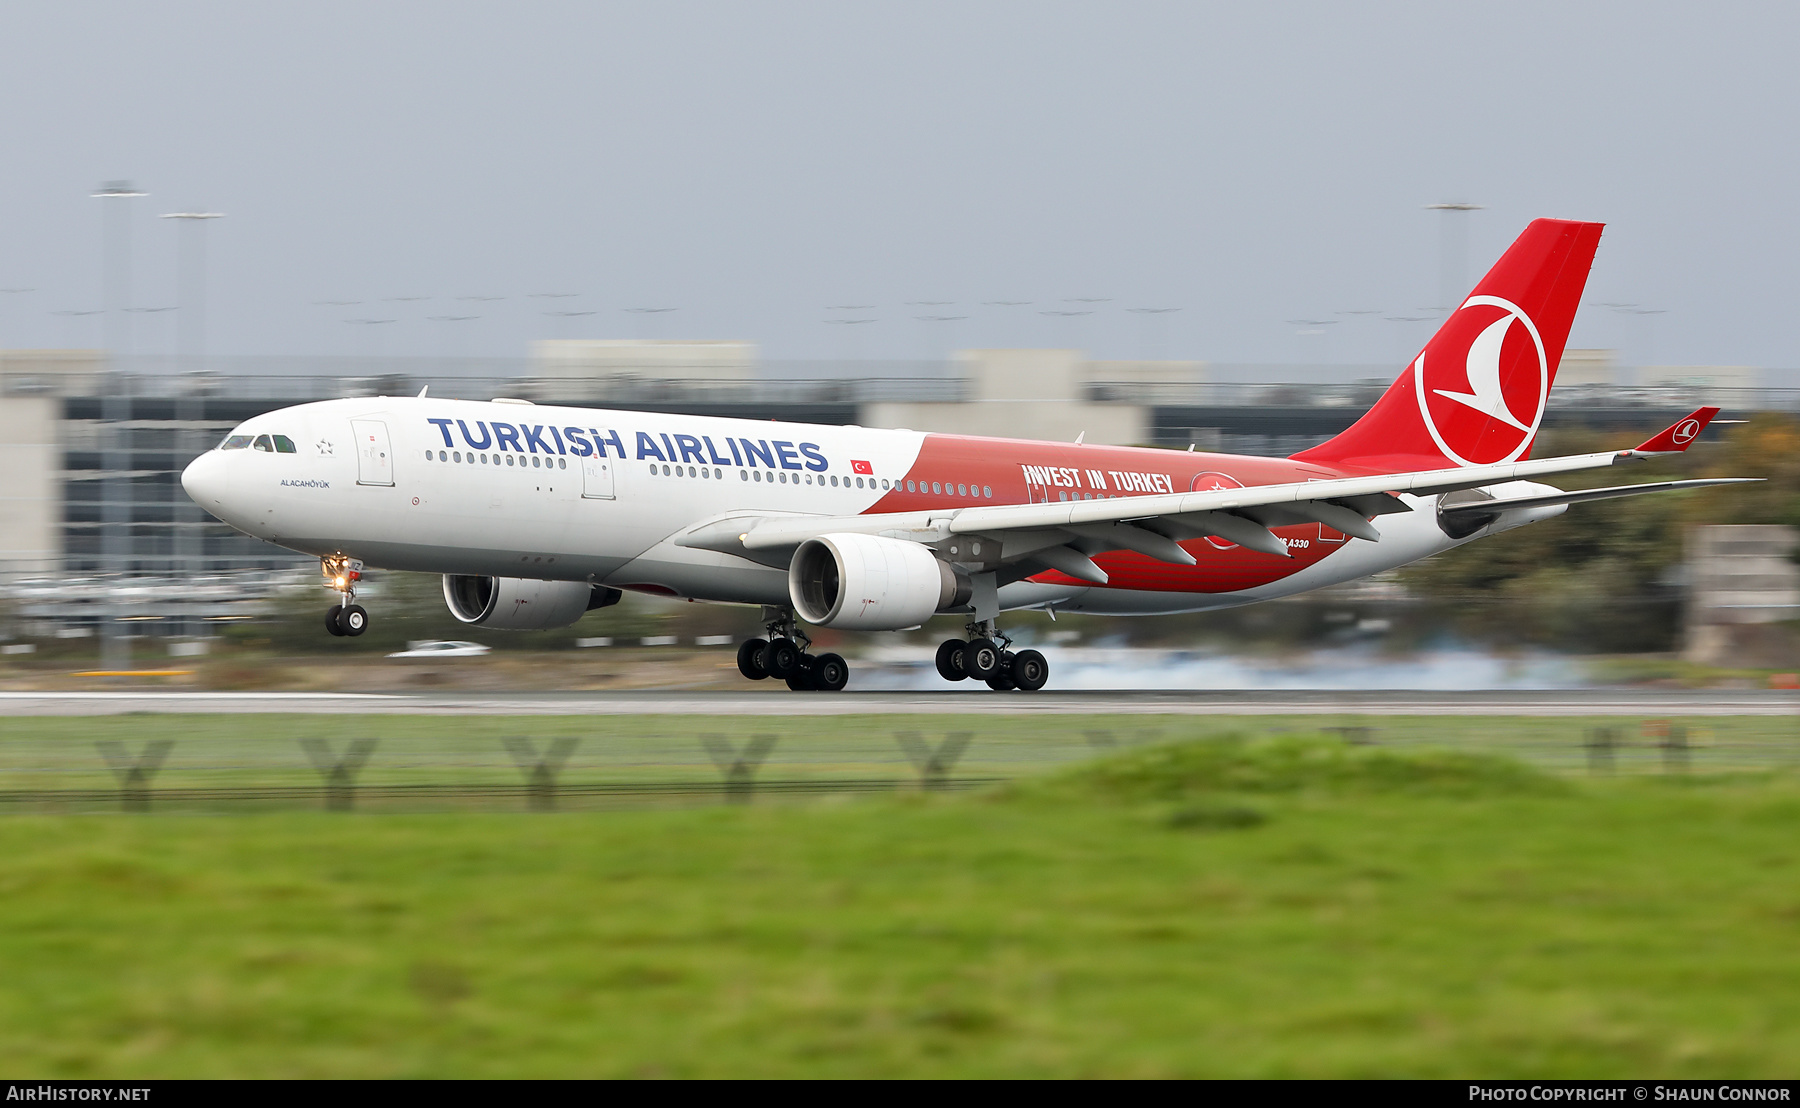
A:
220,434,254,450
272,435,297,454
253,435,275,452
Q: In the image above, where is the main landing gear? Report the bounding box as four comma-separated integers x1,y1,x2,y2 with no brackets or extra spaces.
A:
736,608,849,692
935,621,1048,692
321,554,370,638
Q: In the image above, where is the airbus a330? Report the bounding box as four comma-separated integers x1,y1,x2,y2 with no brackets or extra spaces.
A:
182,219,1748,692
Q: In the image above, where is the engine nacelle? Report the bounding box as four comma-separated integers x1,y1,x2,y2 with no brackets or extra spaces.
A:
442,575,621,630
788,533,970,631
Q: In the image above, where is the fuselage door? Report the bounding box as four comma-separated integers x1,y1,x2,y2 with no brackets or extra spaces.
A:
581,454,616,499
351,419,394,486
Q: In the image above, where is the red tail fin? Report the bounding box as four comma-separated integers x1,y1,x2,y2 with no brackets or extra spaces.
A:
1292,218,1605,473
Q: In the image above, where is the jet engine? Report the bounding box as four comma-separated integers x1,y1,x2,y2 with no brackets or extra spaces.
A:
442,575,622,630
788,533,971,631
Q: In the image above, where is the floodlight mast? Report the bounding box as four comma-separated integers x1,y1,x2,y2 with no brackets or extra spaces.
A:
1426,202,1483,313
91,181,146,361
90,182,146,672
160,212,224,613
160,212,224,373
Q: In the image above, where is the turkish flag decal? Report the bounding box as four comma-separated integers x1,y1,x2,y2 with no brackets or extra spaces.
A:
851,459,873,474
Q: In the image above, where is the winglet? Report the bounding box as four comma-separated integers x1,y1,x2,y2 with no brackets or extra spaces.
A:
1629,407,1722,454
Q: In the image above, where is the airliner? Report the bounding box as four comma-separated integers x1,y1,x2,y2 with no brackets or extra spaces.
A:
181,219,1748,692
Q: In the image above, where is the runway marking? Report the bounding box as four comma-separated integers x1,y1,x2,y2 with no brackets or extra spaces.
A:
0,692,408,700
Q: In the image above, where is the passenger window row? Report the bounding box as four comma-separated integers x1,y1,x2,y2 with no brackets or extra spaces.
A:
645,464,996,500
904,480,993,499
426,450,568,470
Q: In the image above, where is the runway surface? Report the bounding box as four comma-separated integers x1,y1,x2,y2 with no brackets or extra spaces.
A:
0,689,1794,716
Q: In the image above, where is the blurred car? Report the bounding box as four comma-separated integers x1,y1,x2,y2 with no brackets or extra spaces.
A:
385,640,492,658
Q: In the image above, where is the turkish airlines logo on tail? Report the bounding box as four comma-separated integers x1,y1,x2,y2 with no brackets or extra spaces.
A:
1671,419,1702,445
1412,294,1549,467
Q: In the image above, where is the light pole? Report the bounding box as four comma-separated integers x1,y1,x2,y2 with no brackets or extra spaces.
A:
91,182,145,672
912,313,967,362
160,212,223,620
160,212,224,373
1607,305,1668,376
623,306,678,341
823,311,876,367
344,318,397,371
1126,307,1180,360
542,309,596,339
426,314,479,368
1426,202,1482,312
92,181,146,363
1040,309,1094,353
0,287,34,348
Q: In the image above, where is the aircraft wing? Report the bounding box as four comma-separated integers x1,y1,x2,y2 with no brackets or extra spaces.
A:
674,408,1736,583
1437,477,1756,519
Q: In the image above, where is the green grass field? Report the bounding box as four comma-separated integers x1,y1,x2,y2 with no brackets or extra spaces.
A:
1,715,1797,1076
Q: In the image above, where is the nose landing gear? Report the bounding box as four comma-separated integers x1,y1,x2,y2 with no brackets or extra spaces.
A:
321,554,369,638
735,606,849,692
935,620,1049,692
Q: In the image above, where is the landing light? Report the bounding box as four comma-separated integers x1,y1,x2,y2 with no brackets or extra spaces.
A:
334,576,347,589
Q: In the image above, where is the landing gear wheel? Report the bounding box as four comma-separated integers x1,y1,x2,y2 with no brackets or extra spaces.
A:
988,650,1020,690
325,604,347,637
764,637,802,679
1011,649,1049,691
935,639,968,682
986,650,1018,691
340,604,369,637
737,639,770,680
960,638,1001,681
811,652,850,692
785,654,817,691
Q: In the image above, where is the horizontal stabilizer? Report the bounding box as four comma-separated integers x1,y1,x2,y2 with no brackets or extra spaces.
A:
1439,477,1760,517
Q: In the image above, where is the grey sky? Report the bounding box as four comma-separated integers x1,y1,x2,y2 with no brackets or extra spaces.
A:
0,1,1794,369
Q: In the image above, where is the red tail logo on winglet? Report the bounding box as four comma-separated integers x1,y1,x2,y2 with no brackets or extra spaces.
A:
1633,406,1721,454
1293,218,1605,474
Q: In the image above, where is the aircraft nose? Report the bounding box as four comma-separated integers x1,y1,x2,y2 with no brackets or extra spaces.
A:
181,450,230,510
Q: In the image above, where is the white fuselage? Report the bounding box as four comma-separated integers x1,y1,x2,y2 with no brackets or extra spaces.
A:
181,396,1558,616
